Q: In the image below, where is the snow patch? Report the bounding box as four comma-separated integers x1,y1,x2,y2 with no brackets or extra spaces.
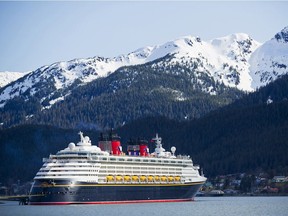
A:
0,71,31,88
249,36,288,89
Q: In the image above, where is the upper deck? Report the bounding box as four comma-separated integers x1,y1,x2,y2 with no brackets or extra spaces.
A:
34,132,204,184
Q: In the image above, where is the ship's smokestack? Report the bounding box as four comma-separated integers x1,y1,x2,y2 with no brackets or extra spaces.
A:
98,130,122,155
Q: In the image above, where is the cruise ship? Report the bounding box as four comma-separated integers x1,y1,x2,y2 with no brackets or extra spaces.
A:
29,131,206,205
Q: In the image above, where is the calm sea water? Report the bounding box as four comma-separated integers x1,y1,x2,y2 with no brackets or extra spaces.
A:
1,196,288,216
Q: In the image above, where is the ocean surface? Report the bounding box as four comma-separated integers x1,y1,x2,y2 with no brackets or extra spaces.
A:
1,196,288,216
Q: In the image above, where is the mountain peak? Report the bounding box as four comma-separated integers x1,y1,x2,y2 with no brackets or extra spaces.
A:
212,33,252,43
249,26,288,89
210,33,260,55
227,33,252,41
274,26,288,43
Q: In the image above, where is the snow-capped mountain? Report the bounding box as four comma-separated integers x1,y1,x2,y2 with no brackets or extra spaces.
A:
0,32,260,108
0,51,164,108
0,71,30,88
249,27,288,89
1,27,288,111
150,33,260,93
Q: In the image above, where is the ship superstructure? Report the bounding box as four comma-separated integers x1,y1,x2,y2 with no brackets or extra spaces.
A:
29,131,206,205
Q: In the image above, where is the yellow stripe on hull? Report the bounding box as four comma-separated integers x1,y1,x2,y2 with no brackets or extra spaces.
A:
34,181,206,188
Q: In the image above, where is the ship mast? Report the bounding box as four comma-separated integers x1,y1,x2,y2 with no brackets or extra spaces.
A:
77,131,92,146
152,133,166,157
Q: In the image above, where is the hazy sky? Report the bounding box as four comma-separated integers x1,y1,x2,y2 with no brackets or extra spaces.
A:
0,1,287,72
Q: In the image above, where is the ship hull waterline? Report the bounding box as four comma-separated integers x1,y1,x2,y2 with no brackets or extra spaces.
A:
29,180,205,205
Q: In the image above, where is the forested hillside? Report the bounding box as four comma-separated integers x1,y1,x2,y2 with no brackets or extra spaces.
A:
118,100,288,177
0,125,78,184
1,75,287,184
1,99,287,184
118,75,288,177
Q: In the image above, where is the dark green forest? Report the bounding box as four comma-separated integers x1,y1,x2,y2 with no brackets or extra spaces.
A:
1,98,287,184
118,100,288,177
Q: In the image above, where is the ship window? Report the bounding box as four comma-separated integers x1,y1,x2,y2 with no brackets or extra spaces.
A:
110,158,116,161
102,158,107,161
143,159,148,162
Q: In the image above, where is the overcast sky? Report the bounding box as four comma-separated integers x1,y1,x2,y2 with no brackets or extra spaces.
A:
0,1,287,72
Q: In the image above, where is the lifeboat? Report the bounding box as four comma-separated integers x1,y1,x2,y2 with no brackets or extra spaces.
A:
148,176,154,182
124,175,131,182
132,176,139,181
154,176,160,181
168,176,174,182
140,176,146,182
115,175,122,181
161,176,167,182
106,175,114,182
175,176,181,181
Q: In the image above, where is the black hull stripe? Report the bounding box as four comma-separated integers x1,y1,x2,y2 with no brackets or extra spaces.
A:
30,180,203,204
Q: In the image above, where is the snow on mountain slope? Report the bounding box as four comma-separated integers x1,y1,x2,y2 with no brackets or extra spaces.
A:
0,34,260,108
249,27,288,89
150,34,260,93
211,33,261,91
0,47,173,108
0,71,30,88
2,27,288,110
